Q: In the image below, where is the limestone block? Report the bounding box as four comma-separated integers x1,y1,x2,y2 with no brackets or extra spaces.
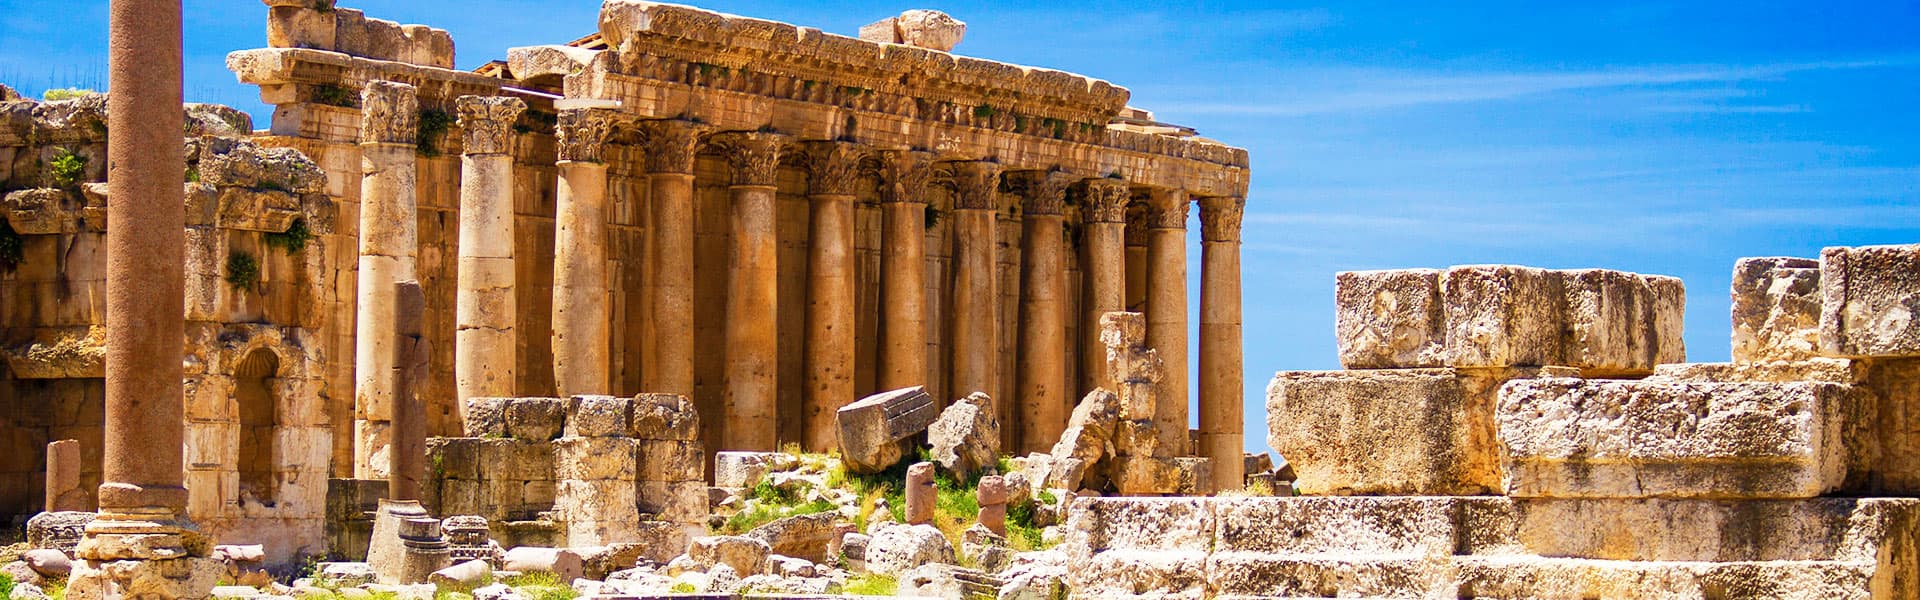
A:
1442,265,1564,367
836,386,939,473
1110,455,1182,496
1335,269,1445,369
1860,358,1920,494
742,512,837,564
1060,498,1212,597
1205,554,1453,599
1649,275,1688,366
927,392,1000,477
635,439,702,482
1498,379,1857,498
478,438,553,482
26,511,93,552
1458,497,1920,563
1650,358,1865,385
713,452,793,488
863,523,956,577
1173,457,1213,496
687,536,769,576
357,17,405,62
1048,389,1119,476
1266,367,1556,495
1213,497,1466,556
267,6,336,50
1560,269,1684,375
565,394,631,438
630,393,700,441
553,437,637,481
505,45,601,83
427,437,482,480
1821,244,1920,358
1732,258,1824,363
628,521,694,564
637,480,708,524
895,10,967,52
1453,556,1884,600
503,397,568,441
554,478,638,522
500,547,583,582
330,9,369,56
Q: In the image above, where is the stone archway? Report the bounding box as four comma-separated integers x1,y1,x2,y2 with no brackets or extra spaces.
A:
234,347,280,507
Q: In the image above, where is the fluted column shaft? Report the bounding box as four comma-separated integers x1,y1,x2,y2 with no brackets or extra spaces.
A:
640,121,704,396
717,133,786,451
1199,196,1246,492
552,109,617,397
948,162,1005,431
802,142,862,452
454,96,525,412
1013,171,1071,454
353,82,419,480
1080,179,1130,393
1146,189,1190,456
877,151,933,393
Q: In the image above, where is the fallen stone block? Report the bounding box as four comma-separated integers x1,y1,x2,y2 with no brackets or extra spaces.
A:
1267,367,1567,495
1733,257,1824,363
1047,389,1119,490
743,512,837,564
864,522,956,577
1498,378,1858,498
427,559,490,588
1821,243,1920,358
26,511,93,552
928,392,1001,477
687,536,769,576
1336,268,1446,369
500,547,582,582
836,386,939,473
712,451,793,489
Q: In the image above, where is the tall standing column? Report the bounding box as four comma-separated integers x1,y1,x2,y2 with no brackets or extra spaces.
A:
801,141,863,452
714,132,787,451
72,0,218,596
453,96,525,412
353,82,419,480
1011,170,1071,454
1145,188,1190,456
552,109,617,397
947,162,1005,433
877,151,934,393
1198,196,1246,492
639,120,706,396
1125,216,1148,311
1079,178,1130,393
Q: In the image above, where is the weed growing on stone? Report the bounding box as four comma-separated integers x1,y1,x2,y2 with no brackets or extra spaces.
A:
48,148,86,188
840,573,897,596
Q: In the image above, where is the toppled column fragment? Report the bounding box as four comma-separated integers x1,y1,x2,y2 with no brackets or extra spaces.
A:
836,386,939,473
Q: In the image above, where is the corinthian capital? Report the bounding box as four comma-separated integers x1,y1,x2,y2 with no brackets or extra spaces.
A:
875,150,934,205
1006,170,1072,217
556,108,621,163
710,132,789,187
1198,196,1246,242
359,81,418,145
945,161,1003,211
637,119,706,175
1145,188,1190,230
801,141,864,197
1080,178,1130,224
455,95,526,156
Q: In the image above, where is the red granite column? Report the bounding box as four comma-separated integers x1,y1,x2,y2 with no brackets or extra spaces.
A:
713,132,787,451
638,120,706,397
875,151,934,393
801,141,863,452
390,281,428,501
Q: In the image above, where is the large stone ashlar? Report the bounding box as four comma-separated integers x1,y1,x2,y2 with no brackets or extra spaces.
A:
1821,243,1920,358
1498,378,1860,499
1335,266,1685,375
1732,257,1824,363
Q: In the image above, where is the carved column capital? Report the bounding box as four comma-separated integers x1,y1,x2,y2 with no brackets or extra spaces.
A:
1006,170,1072,217
556,108,620,163
875,150,935,205
1080,178,1131,224
1198,196,1246,243
801,141,864,197
945,161,1003,211
637,119,707,175
455,95,526,156
1145,188,1190,230
359,81,418,145
710,132,789,187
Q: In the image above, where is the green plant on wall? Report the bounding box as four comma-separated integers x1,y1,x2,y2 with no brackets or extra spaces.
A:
0,220,21,272
924,205,943,230
48,148,87,188
417,109,455,157
264,218,314,256
311,84,358,108
226,250,262,293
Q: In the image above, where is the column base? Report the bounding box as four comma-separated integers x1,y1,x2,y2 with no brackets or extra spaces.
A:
69,509,219,600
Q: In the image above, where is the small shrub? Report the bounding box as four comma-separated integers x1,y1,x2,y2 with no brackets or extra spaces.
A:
923,205,943,229
0,572,15,599
263,218,314,256
972,104,995,120
48,148,87,188
41,88,94,101
311,84,357,108
226,250,262,293
416,109,455,157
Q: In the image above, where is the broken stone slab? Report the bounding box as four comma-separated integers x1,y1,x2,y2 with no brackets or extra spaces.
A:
836,386,939,473
864,522,957,577
712,451,794,488
1267,367,1571,495
1047,388,1119,490
686,536,769,577
500,547,583,582
858,10,967,52
928,392,1000,477
427,559,491,587
742,512,837,564
630,393,700,441
1733,257,1824,363
1821,244,1920,358
1498,378,1858,499
1335,269,1446,369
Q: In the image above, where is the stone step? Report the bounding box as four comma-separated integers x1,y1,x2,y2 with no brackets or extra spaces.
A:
1455,556,1886,600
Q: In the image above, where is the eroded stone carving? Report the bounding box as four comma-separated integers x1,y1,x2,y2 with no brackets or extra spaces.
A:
801,141,864,196
1080,178,1130,224
1198,196,1245,243
454,96,526,156
711,132,787,187
359,81,419,145
637,119,705,174
556,108,618,163
1007,170,1071,216
876,150,934,204
945,161,1002,210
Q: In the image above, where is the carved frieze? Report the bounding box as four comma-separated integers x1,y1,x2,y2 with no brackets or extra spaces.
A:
1006,170,1072,217
1080,178,1131,224
945,161,1003,211
1198,196,1246,243
801,141,864,196
637,119,707,175
710,132,788,187
454,95,527,156
359,80,419,145
875,150,934,205
556,108,619,163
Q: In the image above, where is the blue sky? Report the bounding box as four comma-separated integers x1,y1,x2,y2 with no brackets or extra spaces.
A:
4,1,1917,456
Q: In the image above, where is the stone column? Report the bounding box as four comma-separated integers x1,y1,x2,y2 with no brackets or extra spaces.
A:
1145,189,1190,456
72,0,220,596
876,151,934,393
638,120,706,397
1125,216,1148,311
1010,170,1071,454
801,141,863,452
904,462,935,525
1079,179,1130,394
947,161,1003,424
713,132,787,451
353,81,419,480
1198,196,1246,492
391,281,428,501
453,95,525,411
46,440,84,512
552,109,617,397
977,475,1008,536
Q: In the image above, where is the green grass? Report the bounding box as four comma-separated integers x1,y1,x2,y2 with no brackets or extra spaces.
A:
841,573,898,596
